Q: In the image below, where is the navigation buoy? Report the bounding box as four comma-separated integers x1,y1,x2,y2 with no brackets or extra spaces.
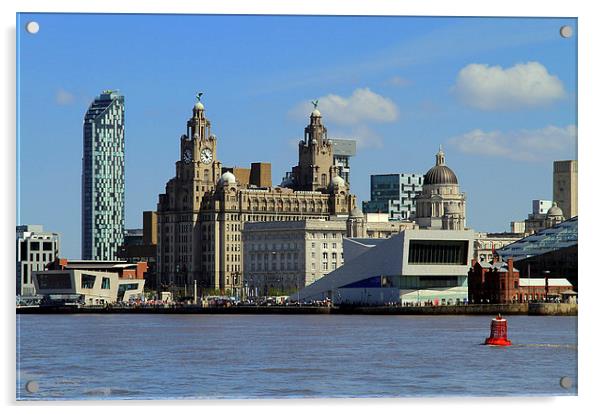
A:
484,314,512,346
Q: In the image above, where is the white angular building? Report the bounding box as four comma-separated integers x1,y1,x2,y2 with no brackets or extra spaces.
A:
297,228,475,306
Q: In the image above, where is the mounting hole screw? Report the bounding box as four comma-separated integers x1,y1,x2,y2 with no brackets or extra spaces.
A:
26,21,40,34
559,376,572,389
559,25,573,38
25,380,39,393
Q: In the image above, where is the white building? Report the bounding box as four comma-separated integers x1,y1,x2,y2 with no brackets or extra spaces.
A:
16,225,60,296
242,220,347,296
33,269,145,306
297,228,475,306
532,200,553,215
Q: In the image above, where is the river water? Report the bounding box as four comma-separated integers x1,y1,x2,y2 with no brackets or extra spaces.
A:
16,314,577,400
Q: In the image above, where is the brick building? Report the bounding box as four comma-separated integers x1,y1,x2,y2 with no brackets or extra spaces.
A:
468,257,573,303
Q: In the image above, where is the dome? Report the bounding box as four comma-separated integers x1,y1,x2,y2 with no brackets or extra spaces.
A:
423,165,458,185
311,109,321,117
350,206,364,218
219,171,236,185
331,175,345,187
546,202,563,217
423,146,458,185
194,102,204,111
311,138,318,145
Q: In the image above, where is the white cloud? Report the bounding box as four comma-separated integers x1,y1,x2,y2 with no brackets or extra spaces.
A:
448,125,576,161
289,88,399,125
55,89,75,105
452,62,565,110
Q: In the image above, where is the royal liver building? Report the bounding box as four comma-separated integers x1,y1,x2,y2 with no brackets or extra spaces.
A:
156,98,357,293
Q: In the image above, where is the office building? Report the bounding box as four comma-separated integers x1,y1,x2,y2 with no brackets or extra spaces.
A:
331,139,356,186
242,220,347,296
473,232,525,262
16,225,60,296
553,160,578,218
524,202,565,234
81,90,125,261
532,200,553,215
117,211,158,290
363,173,423,221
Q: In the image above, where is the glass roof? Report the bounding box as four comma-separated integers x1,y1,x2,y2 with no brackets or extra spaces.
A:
497,216,577,261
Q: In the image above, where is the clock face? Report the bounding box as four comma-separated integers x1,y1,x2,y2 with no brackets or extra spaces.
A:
200,148,213,164
183,149,192,164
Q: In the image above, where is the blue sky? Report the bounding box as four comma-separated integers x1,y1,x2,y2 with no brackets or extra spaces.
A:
17,14,577,258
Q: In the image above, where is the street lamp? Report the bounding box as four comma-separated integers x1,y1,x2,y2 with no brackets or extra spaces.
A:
543,270,551,302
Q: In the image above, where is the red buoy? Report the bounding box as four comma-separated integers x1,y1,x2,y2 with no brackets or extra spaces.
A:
484,314,512,346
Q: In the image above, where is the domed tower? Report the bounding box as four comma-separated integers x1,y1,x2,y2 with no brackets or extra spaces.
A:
415,146,467,230
347,206,367,238
545,202,565,228
291,103,338,191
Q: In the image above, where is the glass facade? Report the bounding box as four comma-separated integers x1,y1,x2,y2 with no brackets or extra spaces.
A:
408,240,468,265
497,217,577,261
362,173,423,220
81,91,125,260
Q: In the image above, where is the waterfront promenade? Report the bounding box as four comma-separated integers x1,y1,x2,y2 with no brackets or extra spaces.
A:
16,302,577,316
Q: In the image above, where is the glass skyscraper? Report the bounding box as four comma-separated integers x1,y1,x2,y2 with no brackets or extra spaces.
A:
363,173,423,221
81,90,125,260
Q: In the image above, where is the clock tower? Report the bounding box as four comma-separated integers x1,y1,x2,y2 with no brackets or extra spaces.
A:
157,98,222,289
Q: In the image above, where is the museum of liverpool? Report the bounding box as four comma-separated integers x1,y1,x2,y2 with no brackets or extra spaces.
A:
296,228,475,306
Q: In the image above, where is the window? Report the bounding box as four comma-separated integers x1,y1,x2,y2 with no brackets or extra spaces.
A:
81,274,96,289
323,243,328,249
322,262,328,270
43,242,53,251
323,252,328,260
408,240,468,265
331,262,337,270
101,277,111,289
30,242,40,250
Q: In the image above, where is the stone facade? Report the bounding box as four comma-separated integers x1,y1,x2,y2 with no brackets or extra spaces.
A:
242,220,347,295
473,232,525,262
414,147,466,230
156,101,356,293
553,160,578,219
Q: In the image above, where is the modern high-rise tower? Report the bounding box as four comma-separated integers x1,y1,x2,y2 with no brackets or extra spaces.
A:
81,90,125,260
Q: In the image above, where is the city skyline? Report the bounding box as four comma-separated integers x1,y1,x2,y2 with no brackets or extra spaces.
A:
17,14,577,258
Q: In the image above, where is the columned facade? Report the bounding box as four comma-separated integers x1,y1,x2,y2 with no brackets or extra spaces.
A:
415,147,466,230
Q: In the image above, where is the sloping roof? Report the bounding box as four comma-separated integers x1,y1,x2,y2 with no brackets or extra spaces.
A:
497,216,577,261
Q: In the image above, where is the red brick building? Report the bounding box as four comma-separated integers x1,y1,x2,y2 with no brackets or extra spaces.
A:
468,258,573,303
